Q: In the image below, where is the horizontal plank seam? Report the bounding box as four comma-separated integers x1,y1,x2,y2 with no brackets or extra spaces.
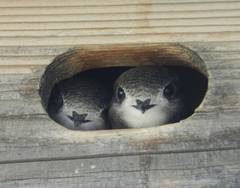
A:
2,8,240,16
1,31,240,39
0,0,236,6
0,41,239,48
2,24,240,32
0,32,240,40
1,16,240,24
0,40,240,47
0,146,239,165
1,25,240,32
3,163,240,182
0,1,240,8
1,9,240,17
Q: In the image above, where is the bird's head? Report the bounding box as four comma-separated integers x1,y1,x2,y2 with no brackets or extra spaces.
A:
110,66,185,128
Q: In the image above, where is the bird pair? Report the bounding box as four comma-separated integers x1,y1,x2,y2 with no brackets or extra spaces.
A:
48,66,188,130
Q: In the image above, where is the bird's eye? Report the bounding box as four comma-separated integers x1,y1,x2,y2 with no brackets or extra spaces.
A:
116,87,125,102
163,83,176,98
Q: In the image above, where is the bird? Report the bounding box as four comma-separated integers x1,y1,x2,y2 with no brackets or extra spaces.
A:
47,73,111,130
109,66,191,129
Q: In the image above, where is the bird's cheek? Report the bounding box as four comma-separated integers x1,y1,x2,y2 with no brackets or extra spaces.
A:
149,95,160,103
122,105,143,118
157,96,170,106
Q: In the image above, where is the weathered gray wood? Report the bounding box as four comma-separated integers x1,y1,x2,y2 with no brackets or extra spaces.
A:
0,0,240,187
0,42,239,162
1,149,240,188
0,109,239,162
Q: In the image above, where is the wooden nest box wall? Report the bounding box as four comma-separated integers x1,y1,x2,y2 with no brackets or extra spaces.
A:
1,1,240,187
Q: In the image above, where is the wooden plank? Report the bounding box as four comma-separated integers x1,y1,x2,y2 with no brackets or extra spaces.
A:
0,32,239,47
1,18,240,31
0,0,236,7
0,41,239,57
0,10,240,23
0,2,239,16
1,26,240,38
0,109,239,162
1,149,240,188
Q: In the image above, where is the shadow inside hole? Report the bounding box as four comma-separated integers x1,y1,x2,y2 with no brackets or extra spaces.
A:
168,66,208,119
47,65,208,130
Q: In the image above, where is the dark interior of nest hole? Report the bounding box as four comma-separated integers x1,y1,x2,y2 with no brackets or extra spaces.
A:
46,65,208,128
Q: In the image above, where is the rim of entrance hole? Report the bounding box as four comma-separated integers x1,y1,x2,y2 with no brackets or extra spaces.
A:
39,43,209,117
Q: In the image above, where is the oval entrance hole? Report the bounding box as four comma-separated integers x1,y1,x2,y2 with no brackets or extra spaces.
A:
39,44,208,130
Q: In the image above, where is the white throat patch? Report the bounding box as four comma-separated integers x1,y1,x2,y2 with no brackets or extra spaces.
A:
117,95,170,128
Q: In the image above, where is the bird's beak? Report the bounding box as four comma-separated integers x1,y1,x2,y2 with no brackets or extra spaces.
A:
132,99,156,113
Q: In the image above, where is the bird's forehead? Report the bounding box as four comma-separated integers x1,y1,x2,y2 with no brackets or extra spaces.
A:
118,75,177,96
115,66,180,99
125,85,159,98
117,66,177,84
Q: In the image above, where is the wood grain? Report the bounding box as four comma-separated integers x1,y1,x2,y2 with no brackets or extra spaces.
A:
1,149,240,188
0,0,239,187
